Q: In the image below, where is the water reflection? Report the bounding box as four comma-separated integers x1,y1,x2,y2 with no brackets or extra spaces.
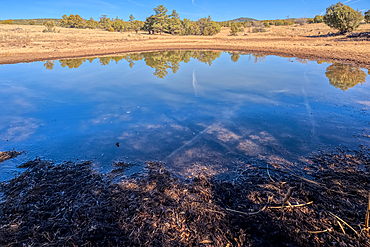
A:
43,61,54,70
326,63,367,91
2,51,370,180
43,51,270,78
44,53,368,92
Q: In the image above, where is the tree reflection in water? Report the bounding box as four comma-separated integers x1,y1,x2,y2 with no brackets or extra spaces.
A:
325,63,367,91
43,52,368,91
43,51,270,78
43,60,54,70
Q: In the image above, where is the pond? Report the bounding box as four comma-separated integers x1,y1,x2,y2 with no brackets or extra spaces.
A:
0,50,369,181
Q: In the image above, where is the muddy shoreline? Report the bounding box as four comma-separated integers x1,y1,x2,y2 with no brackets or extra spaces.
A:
1,43,370,70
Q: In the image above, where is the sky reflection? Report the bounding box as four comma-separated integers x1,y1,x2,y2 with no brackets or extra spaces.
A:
0,51,369,181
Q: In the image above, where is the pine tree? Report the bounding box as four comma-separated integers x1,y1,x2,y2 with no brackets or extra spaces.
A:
152,5,168,35
168,10,182,35
143,16,156,34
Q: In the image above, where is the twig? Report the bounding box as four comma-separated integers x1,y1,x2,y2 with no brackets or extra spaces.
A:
205,209,226,216
268,201,313,209
281,187,294,211
308,228,333,234
250,167,354,196
337,220,346,234
328,212,359,237
226,206,266,216
365,192,370,231
267,163,275,182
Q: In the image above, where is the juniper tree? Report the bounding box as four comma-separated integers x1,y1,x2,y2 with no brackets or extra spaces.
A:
323,2,363,33
112,19,125,31
132,20,144,34
313,15,324,23
365,10,370,23
99,15,112,29
230,22,239,35
61,14,85,28
86,17,99,29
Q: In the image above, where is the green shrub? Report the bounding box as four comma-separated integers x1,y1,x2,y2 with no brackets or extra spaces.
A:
86,18,99,29
274,20,285,26
108,26,114,32
313,15,324,23
365,10,370,23
252,27,267,33
43,21,56,32
230,22,239,35
323,2,363,33
1,19,14,24
29,20,36,25
61,14,85,28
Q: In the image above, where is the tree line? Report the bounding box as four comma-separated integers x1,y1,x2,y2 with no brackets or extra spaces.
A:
1,3,369,34
58,5,221,36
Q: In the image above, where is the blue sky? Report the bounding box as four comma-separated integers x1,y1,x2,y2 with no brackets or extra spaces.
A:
1,0,368,21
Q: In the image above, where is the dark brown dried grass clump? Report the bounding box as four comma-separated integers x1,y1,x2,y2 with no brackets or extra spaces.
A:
0,150,23,163
0,147,369,246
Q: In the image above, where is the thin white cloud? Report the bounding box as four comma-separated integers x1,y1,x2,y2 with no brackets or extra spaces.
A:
192,0,197,6
301,0,307,16
349,0,363,4
178,11,204,17
343,0,362,4
192,70,204,97
127,0,144,7
86,0,117,8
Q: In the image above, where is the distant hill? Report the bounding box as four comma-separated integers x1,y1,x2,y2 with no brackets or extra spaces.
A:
229,17,258,22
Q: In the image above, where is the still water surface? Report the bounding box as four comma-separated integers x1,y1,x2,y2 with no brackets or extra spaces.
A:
0,51,369,181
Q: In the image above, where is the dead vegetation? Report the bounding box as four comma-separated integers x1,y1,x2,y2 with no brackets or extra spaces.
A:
0,150,23,163
1,146,370,246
